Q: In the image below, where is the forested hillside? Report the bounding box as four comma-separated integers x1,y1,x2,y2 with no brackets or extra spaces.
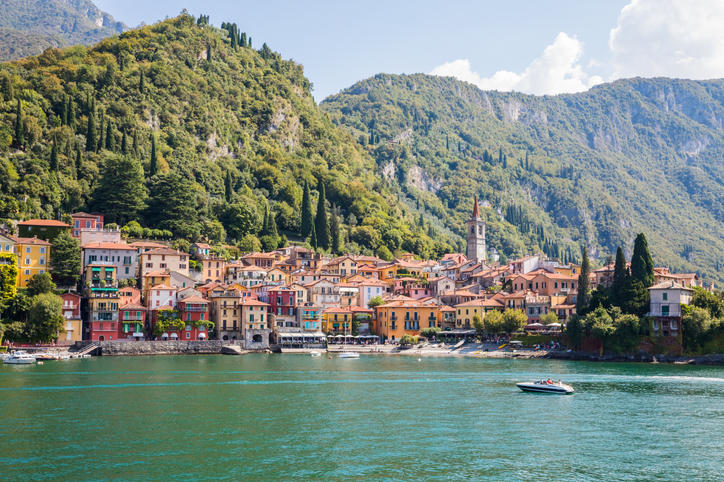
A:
0,0,128,61
0,13,451,259
321,74,724,283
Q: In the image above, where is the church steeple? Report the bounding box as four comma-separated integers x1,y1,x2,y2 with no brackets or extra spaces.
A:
466,196,486,262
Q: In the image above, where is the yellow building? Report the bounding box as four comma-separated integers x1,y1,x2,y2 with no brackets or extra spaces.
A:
454,299,504,329
374,300,439,341
322,307,354,333
266,267,289,284
12,236,52,288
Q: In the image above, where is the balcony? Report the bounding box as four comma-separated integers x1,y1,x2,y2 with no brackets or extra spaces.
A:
183,307,207,312
93,314,118,322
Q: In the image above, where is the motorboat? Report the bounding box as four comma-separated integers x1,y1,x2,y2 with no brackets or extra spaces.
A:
310,351,321,357
3,350,37,365
516,380,574,394
339,352,360,359
35,354,57,361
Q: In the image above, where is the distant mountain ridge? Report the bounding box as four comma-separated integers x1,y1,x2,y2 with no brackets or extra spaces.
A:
321,74,724,283
0,0,128,61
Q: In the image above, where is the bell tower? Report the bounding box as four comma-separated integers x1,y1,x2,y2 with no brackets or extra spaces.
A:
466,196,486,262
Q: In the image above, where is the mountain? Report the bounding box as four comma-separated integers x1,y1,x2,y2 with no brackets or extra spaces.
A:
321,73,724,283
0,14,449,259
0,0,128,61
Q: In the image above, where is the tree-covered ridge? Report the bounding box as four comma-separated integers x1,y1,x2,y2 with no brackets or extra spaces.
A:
321,73,724,282
0,14,449,259
0,0,128,61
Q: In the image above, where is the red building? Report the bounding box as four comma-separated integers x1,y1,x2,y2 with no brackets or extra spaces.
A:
177,296,211,340
70,212,104,238
119,302,147,340
267,287,297,327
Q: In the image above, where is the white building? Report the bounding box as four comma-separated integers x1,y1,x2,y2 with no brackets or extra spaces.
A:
647,281,694,337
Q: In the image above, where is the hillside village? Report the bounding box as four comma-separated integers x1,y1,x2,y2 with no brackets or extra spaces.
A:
0,195,712,350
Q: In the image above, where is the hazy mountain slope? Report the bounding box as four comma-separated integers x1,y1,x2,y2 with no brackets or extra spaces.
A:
321,74,724,282
0,0,127,61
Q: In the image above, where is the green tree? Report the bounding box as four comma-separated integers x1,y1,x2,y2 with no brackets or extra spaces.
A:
106,120,116,152
314,180,330,250
483,309,503,334
566,315,583,351
26,272,56,297
613,314,641,354
472,313,485,339
237,234,262,253
225,170,233,202
50,136,59,171
144,173,199,239
94,154,147,225
611,246,628,298
367,295,384,309
309,216,318,249
588,307,615,354
502,309,527,335
630,233,655,287
27,293,65,342
618,276,650,317
132,129,139,156
149,134,158,177
691,287,724,319
86,109,97,152
420,327,441,339
681,307,713,352
376,245,393,262
330,204,341,254
540,311,559,325
121,129,128,155
576,246,591,315
14,98,24,149
49,230,81,286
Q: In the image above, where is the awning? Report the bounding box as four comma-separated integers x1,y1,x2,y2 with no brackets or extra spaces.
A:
198,333,207,338
132,332,144,337
161,333,169,338
92,267,101,271
170,333,179,338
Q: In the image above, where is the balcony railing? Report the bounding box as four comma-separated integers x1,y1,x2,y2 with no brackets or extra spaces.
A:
93,314,118,322
183,307,207,312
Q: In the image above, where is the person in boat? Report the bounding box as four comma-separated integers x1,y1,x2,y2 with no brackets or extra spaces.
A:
547,378,552,384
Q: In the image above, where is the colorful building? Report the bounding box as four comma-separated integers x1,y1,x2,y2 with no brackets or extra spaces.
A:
119,303,147,340
12,236,52,288
59,293,83,342
85,264,120,341
17,219,70,242
375,300,440,341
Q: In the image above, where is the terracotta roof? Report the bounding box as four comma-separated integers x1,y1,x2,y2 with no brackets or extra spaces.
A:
71,212,97,218
18,219,70,227
120,302,147,310
143,248,182,256
648,281,694,291
440,305,456,312
153,304,175,311
179,295,207,303
143,270,170,278
192,243,212,249
129,242,166,248
239,299,269,307
150,284,176,290
81,242,135,250
10,236,52,245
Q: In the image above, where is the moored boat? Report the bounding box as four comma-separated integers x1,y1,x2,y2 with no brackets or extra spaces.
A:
3,350,37,365
516,380,574,394
310,350,321,357
339,352,359,359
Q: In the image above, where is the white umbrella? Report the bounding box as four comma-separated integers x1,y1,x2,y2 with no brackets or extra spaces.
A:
546,323,562,327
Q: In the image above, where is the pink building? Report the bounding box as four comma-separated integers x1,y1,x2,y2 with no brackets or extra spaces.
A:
71,212,104,238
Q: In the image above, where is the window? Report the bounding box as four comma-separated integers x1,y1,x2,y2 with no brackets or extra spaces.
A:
662,305,670,316
146,263,153,268
24,258,30,265
39,247,46,254
39,270,44,274
186,332,190,339
663,293,668,301
74,220,80,228
39,258,45,265
25,247,31,253
24,269,30,275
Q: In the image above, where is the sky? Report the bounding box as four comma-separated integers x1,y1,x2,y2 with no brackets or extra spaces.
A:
94,0,724,101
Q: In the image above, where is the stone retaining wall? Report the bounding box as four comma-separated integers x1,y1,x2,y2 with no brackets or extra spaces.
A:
100,340,227,356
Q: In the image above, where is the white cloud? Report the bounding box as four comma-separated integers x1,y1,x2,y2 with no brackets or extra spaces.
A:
430,33,603,96
610,0,724,80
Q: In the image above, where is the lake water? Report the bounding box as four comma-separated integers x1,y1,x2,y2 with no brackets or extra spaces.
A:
2,354,724,481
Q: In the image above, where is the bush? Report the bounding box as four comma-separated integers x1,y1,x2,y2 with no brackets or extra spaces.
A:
400,334,418,345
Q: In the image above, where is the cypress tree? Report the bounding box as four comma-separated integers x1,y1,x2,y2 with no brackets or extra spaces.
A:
75,148,83,178
268,208,278,239
14,98,24,149
106,121,115,152
61,94,68,126
86,109,97,152
498,147,503,165
310,222,318,250
139,70,145,93
231,29,238,49
315,180,330,250
261,204,270,236
224,171,233,202
149,134,158,177
300,181,313,238
206,44,212,62
132,129,139,157
69,100,76,129
121,129,128,155
612,246,628,298
525,151,529,170
241,32,247,48
50,136,59,171
446,134,449,150
630,233,655,287
98,114,105,152
330,204,340,254
249,37,252,49
576,246,591,315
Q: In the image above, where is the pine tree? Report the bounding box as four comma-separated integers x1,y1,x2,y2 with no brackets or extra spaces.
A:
149,134,158,177
330,204,340,254
106,121,115,152
50,136,58,171
630,233,655,287
121,129,128,155
612,246,628,298
576,246,591,315
85,109,97,152
14,98,24,149
225,171,233,202
315,180,330,250
300,181,313,238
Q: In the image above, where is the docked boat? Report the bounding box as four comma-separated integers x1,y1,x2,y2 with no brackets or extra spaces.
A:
34,354,57,361
3,350,37,365
339,352,360,359
516,380,574,394
310,351,321,357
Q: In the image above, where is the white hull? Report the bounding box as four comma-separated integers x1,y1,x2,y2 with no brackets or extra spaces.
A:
516,381,574,394
339,352,359,358
3,358,36,365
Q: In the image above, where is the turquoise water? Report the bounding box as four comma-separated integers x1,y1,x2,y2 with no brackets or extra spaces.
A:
2,354,724,481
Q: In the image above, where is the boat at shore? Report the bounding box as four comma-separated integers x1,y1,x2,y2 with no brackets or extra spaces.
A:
516,380,574,394
339,352,360,359
3,350,37,365
310,351,321,357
